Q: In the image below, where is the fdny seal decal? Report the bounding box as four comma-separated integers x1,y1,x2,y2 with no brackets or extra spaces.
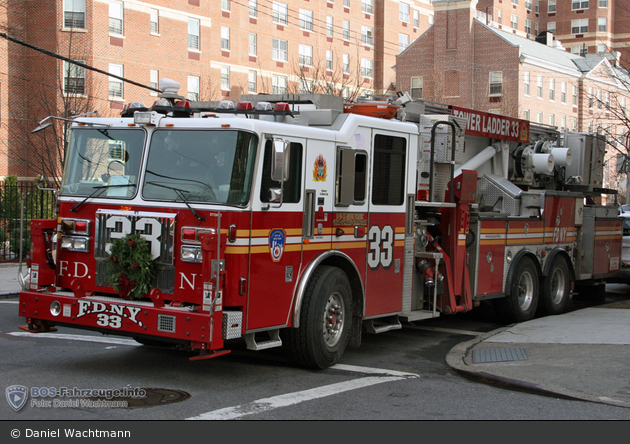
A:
313,154,327,182
269,229,286,262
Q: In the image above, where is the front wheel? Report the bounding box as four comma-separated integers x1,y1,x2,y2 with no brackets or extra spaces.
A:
495,256,539,324
285,266,353,369
539,257,572,315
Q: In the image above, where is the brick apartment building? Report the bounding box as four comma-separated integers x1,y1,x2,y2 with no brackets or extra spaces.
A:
0,0,435,179
475,0,630,65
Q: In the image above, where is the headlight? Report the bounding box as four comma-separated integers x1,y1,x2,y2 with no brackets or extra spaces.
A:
60,236,89,252
181,245,203,263
50,301,61,316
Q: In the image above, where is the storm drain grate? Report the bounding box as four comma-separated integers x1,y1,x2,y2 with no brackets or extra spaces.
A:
472,347,528,363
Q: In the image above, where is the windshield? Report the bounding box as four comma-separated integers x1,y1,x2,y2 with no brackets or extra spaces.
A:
142,130,258,206
60,128,145,198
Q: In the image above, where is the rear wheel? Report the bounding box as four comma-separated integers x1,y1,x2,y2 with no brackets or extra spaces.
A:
496,256,539,323
285,266,353,369
539,257,572,315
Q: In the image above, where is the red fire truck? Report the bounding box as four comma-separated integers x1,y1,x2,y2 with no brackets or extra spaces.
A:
19,80,622,369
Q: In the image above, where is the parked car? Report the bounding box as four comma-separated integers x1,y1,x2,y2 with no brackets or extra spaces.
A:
619,204,630,214
619,212,630,281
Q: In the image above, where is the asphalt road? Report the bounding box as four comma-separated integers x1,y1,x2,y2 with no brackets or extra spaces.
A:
2,293,630,422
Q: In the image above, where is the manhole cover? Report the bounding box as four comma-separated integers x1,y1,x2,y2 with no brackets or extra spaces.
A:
89,388,191,409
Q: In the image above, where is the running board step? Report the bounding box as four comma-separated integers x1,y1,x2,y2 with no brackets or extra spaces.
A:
244,330,282,351
364,317,402,334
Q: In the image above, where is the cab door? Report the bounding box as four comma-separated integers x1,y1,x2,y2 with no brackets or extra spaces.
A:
364,130,409,317
247,137,306,331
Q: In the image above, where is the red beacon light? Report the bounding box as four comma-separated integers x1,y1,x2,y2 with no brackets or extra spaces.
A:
236,101,253,110
274,102,291,112
174,100,191,108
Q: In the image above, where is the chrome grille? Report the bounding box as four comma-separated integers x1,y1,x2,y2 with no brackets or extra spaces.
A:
157,314,176,333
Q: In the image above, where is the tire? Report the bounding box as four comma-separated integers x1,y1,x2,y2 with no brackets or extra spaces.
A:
285,266,353,369
539,257,572,315
495,256,539,324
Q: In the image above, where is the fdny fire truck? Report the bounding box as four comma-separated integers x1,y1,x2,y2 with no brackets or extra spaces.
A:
19,79,621,369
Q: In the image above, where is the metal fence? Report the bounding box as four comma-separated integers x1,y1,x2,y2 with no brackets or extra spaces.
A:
0,180,56,262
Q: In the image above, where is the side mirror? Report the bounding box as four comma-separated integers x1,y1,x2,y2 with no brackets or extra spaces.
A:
271,139,289,182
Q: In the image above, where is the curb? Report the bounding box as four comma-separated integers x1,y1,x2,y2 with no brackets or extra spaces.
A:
444,326,630,409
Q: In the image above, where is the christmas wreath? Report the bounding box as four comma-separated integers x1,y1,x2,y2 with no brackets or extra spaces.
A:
106,234,155,300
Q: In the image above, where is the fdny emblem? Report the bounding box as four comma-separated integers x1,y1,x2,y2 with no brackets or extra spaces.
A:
313,154,327,182
269,229,286,262
6,385,28,411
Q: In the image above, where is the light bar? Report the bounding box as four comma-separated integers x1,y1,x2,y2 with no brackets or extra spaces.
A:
256,102,272,111
236,101,253,110
274,102,290,112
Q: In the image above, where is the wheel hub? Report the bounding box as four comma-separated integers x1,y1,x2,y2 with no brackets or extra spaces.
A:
323,292,345,347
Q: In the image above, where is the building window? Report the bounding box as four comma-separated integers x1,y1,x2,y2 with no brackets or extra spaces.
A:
549,114,555,126
489,71,503,96
344,0,350,7
512,0,518,4
399,3,410,23
560,116,566,129
497,9,502,25
598,18,607,32
588,87,594,108
606,91,610,110
572,84,578,106
622,97,627,114
599,0,607,6
413,10,419,28
547,22,556,34
272,75,287,94
597,89,602,109
597,44,607,53
525,19,531,34
549,78,555,100
548,0,556,12
537,111,543,123
109,1,123,36
299,44,313,66
150,9,159,34
326,50,333,71
411,76,423,99
362,0,373,14
537,75,543,98
63,60,85,95
150,69,158,96
571,19,588,34
188,19,200,50
326,16,334,37
108,63,123,99
299,79,313,94
249,33,257,56
523,109,530,121
221,67,229,91
361,26,373,45
535,22,539,35
272,38,287,62
249,0,257,18
299,9,314,31
343,21,350,41
361,58,373,78
272,2,288,25
221,0,230,11
524,71,530,95
63,0,86,29
343,54,350,74
188,76,199,100
561,82,566,103
248,71,257,93
221,27,230,51
525,0,532,9
571,0,589,10
510,14,518,30
399,34,410,52
571,118,577,130
536,0,540,13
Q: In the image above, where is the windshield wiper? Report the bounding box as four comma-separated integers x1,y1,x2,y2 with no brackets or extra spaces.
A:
70,183,137,212
146,181,206,222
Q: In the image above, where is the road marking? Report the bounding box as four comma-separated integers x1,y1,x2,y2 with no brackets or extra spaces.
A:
8,331,140,346
187,365,419,420
405,325,483,336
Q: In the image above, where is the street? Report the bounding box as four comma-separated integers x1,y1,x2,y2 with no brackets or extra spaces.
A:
2,290,630,421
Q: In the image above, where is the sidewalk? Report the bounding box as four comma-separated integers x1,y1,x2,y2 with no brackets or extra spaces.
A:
446,295,630,408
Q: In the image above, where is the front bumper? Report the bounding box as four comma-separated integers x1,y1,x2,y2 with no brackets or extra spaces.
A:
18,290,224,348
